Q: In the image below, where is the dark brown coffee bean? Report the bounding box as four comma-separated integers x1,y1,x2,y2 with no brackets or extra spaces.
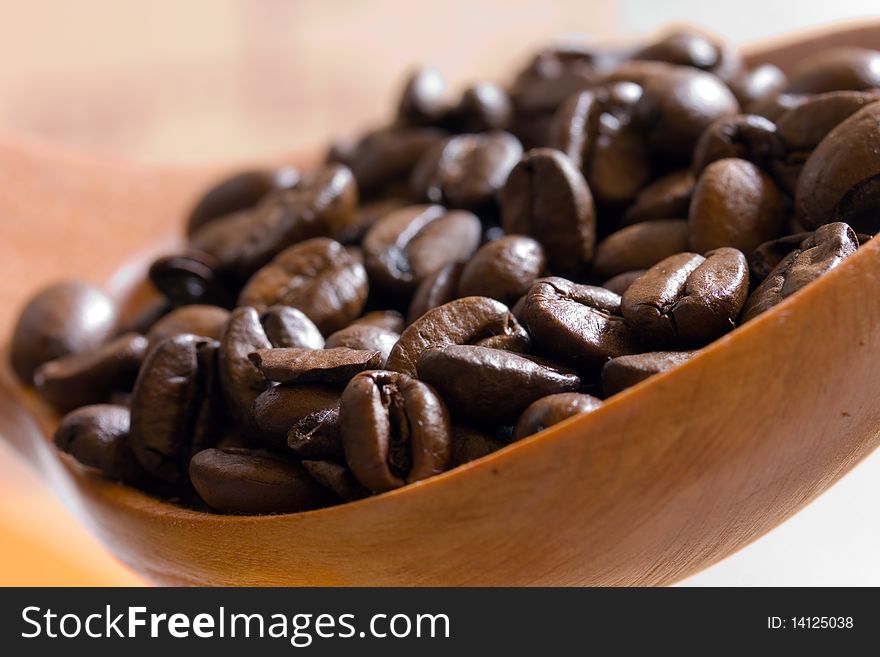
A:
750,233,812,282
148,250,230,308
238,238,368,334
387,296,530,376
592,220,690,279
249,347,382,384
601,350,698,396
417,344,580,426
519,278,640,370
34,333,148,412
338,198,406,245
796,102,880,234
363,204,480,297
512,392,602,441
621,249,749,345
350,310,405,333
186,167,299,235
690,158,787,253
742,222,859,322
260,305,325,349
449,425,505,467
252,384,340,441
457,235,546,306
54,404,144,483
218,307,273,436
406,261,465,324
499,148,596,277
190,447,335,514
730,64,787,108
397,66,449,126
287,407,343,460
146,304,230,348
447,82,513,133
325,324,399,368
620,169,694,226
410,131,523,210
11,281,118,383
340,370,451,493
691,114,783,175
785,47,880,94
602,270,646,295
129,334,222,483
775,90,880,154
302,460,367,502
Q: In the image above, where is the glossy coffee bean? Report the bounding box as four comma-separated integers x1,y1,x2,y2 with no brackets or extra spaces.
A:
218,307,273,435
11,281,118,383
417,344,580,426
340,370,451,493
362,204,481,297
238,238,368,334
512,392,603,441
742,222,859,322
396,66,449,126
592,220,690,279
449,425,506,467
775,90,880,154
620,169,694,226
750,233,812,282
785,47,880,94
387,296,530,376
34,333,148,412
146,304,230,348
730,64,787,108
689,158,787,253
499,148,596,277
249,347,382,384
621,248,749,345
350,310,405,333
302,460,367,502
129,334,222,483
406,261,465,324
601,270,646,295
601,350,698,396
287,407,343,460
252,384,340,441
519,278,640,370
148,251,229,307
410,131,523,210
691,114,783,175
260,305,325,349
190,447,335,514
325,324,399,368
54,404,144,483
457,235,546,306
633,28,741,81
446,82,513,133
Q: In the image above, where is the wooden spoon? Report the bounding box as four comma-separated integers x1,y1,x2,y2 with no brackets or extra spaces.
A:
1,22,879,586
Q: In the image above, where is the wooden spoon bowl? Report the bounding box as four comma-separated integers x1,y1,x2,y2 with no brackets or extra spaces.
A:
1,22,879,586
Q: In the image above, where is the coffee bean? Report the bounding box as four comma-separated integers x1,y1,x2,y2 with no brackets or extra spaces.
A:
146,304,230,348
446,82,513,133
238,238,368,334
730,64,786,109
218,307,273,436
499,148,596,277
691,114,783,175
34,333,148,412
775,90,880,154
302,460,368,502
325,324,399,368
592,220,690,279
457,235,546,306
387,296,530,376
397,66,449,126
252,384,340,442
406,261,465,324
512,392,602,441
148,251,230,308
350,310,405,333
601,350,698,396
621,248,749,345
449,425,506,466
785,47,880,94
633,29,740,80
689,158,787,253
340,370,451,493
363,204,481,297
620,169,694,226
742,222,859,321
190,447,335,514
601,270,646,295
54,404,144,483
287,407,343,460
417,344,580,426
11,281,118,383
750,233,812,282
249,347,382,384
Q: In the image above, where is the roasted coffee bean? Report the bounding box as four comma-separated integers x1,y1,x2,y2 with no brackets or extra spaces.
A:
601,350,698,396
338,198,406,244
446,82,513,133
602,270,646,295
340,370,451,493
750,233,812,282
417,344,580,426
11,281,118,383
499,148,596,277
363,204,480,297
186,167,299,235
252,384,340,441
730,64,787,108
260,305,325,349
238,238,368,334
218,307,273,435
148,251,230,307
387,296,530,376
406,262,465,324
54,404,144,483
689,158,787,253
302,460,367,502
410,131,523,210
775,90,880,154
691,114,783,175
742,222,859,321
190,447,335,514
592,220,690,279
129,334,222,483
249,347,382,384
519,278,640,370
796,102,880,234
146,304,230,348
325,324,399,368
449,425,505,467
350,310,405,333
512,392,602,441
288,407,343,460
620,169,694,226
190,164,358,280
749,91,809,122
785,47,880,94
621,248,749,345
457,235,546,306
396,66,449,126
34,333,148,412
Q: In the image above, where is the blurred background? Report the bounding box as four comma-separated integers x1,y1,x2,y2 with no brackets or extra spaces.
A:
1,0,879,585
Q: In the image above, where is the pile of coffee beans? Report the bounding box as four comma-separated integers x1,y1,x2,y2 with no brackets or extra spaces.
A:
11,28,877,514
